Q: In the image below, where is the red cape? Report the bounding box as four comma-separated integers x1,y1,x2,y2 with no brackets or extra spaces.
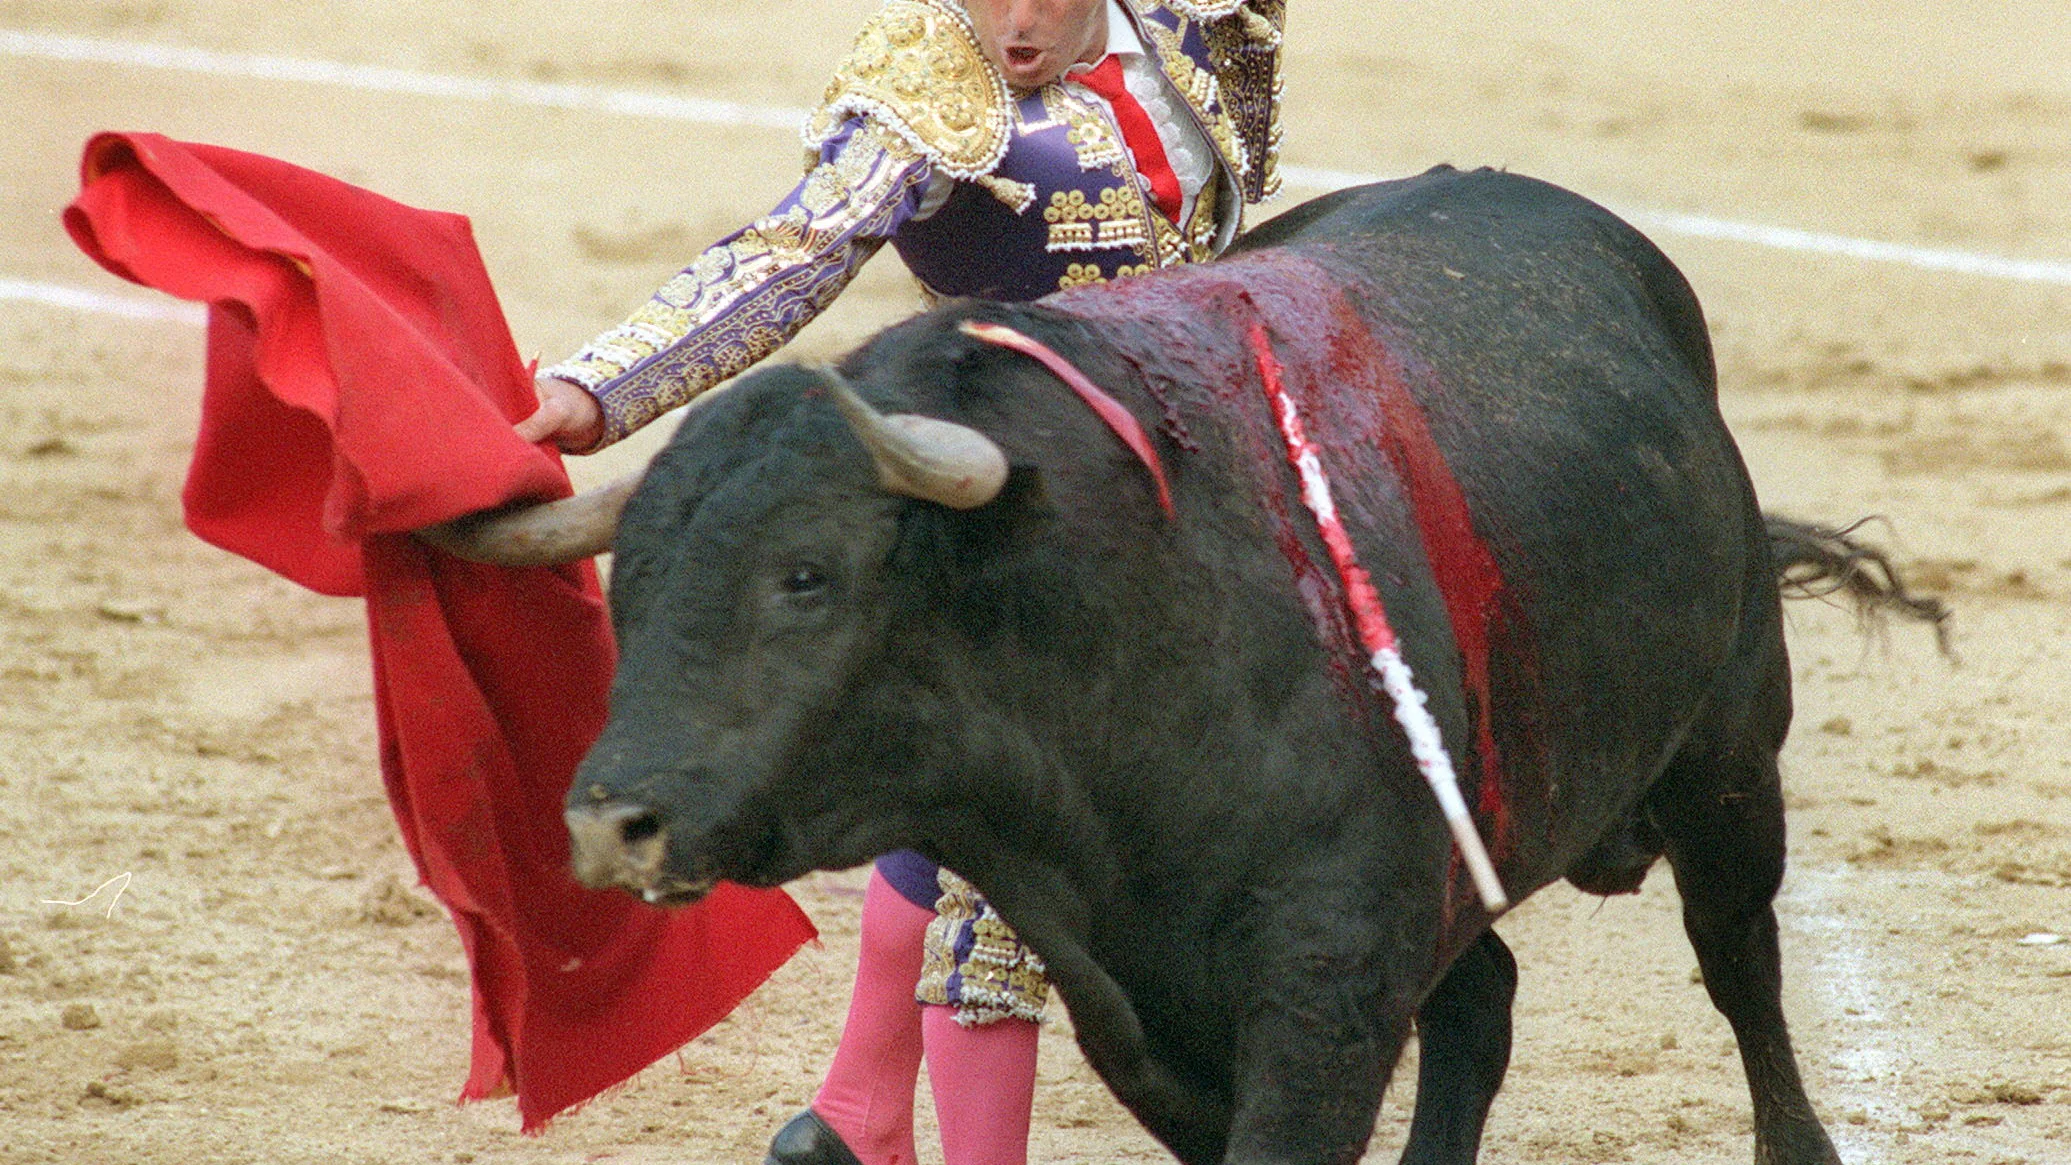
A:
63,132,817,1130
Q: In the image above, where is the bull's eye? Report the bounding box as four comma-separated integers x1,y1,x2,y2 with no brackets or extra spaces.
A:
780,566,829,597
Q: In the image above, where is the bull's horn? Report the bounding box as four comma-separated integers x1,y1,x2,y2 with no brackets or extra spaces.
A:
415,472,641,566
821,369,1008,510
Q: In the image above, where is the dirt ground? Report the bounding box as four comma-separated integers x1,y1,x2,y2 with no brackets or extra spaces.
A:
3,2,2069,1162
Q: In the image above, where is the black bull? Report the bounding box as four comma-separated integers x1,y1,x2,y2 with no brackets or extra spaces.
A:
521,167,1938,1165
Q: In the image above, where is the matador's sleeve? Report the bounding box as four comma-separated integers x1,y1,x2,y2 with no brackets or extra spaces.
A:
542,118,936,449
1174,0,1287,204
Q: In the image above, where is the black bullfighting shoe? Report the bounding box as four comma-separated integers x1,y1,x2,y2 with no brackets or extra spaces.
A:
763,1109,865,1165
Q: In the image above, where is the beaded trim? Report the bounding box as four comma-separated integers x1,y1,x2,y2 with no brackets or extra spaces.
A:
1157,0,1249,18
1199,0,1285,200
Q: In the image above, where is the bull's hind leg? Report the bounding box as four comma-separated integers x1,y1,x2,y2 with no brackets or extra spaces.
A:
1398,930,1517,1165
1648,647,1841,1165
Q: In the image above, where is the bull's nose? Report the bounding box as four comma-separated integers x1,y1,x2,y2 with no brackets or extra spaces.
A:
565,801,669,891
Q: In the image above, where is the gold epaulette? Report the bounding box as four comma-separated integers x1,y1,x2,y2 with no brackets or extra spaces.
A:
803,0,1013,180
1154,0,1282,44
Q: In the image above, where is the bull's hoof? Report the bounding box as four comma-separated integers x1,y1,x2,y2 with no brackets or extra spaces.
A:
764,1110,864,1165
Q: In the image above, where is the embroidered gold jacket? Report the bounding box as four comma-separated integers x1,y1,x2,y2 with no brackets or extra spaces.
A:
548,0,1286,447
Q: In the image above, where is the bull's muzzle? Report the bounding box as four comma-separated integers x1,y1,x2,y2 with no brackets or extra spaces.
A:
565,801,713,906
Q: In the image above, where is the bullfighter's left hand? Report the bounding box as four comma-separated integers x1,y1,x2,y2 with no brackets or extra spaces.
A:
516,375,605,453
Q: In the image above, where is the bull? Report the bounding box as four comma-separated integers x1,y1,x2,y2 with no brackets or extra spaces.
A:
428,165,1944,1164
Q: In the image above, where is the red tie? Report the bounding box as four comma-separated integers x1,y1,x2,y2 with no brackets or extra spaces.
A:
1075,54,1184,224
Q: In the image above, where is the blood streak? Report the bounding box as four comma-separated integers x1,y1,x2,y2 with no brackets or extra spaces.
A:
1248,321,1395,656
1322,297,1515,858
1250,318,1508,913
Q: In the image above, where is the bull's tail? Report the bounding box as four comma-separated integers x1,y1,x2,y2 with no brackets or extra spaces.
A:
1765,513,1952,656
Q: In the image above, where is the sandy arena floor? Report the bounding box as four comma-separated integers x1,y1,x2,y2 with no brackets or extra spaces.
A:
2,2,2068,1162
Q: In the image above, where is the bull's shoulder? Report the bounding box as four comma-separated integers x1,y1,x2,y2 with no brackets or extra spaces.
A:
1234,166,1629,251
1229,166,1717,394
1237,167,1697,300
804,0,1013,180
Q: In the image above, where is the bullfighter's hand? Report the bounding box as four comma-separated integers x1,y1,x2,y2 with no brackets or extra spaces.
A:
516,375,606,453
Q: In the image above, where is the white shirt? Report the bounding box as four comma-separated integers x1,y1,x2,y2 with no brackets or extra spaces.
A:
1070,0,1216,224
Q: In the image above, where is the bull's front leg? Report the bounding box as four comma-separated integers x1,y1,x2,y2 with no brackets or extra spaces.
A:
975,854,1235,1164
1219,895,1427,1165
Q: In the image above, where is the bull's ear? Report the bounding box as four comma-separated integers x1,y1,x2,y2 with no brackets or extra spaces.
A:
896,465,1061,644
893,464,1049,588
958,465,1052,544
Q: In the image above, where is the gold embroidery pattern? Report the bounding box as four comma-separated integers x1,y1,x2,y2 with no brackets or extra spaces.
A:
1121,0,1283,204
1197,0,1286,200
1098,189,1152,249
803,0,1013,180
799,166,850,215
1137,12,1249,188
1042,86,1128,172
1045,191,1097,249
1058,263,1106,289
1067,118,1130,171
1263,72,1285,198
1042,186,1153,253
1184,173,1222,260
1159,0,1246,17
544,122,931,445
915,875,963,1004
974,173,1038,214
1024,81,1162,267
1148,202,1191,267
916,869,1049,1025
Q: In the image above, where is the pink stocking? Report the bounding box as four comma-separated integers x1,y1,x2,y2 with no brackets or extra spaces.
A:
812,870,931,1165
923,1005,1040,1165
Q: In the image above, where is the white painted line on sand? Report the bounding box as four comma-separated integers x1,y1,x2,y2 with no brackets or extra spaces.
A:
1281,162,2071,286
10,26,2071,328
0,28,803,130
1613,207,2071,287
1781,864,1905,1163
0,277,204,324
